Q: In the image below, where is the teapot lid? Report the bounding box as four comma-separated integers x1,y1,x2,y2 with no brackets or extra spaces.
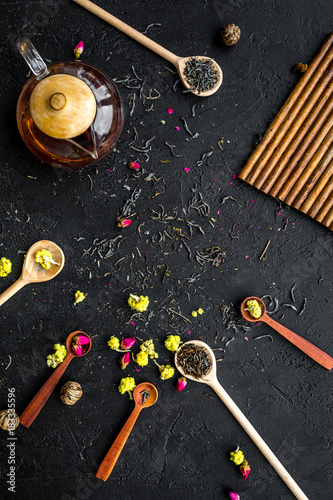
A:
29,74,97,139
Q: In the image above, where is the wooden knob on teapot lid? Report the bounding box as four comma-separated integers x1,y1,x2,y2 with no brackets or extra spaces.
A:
49,92,67,111
29,74,97,139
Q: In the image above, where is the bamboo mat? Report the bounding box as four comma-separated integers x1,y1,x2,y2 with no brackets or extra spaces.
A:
239,33,333,230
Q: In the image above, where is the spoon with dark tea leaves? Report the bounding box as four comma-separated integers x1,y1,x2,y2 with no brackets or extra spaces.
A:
175,340,309,500
241,296,333,370
0,240,64,306
73,0,223,96
20,331,91,427
96,382,158,481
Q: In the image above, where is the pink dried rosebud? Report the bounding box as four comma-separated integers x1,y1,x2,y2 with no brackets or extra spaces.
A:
117,218,132,228
229,493,240,500
119,352,131,370
176,377,187,392
74,41,84,59
128,161,140,170
72,334,90,356
240,459,251,480
121,337,136,350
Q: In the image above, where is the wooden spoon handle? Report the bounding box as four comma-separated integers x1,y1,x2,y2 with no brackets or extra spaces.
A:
96,404,142,481
263,315,333,370
72,0,179,65
209,380,309,500
20,354,73,428
0,277,27,306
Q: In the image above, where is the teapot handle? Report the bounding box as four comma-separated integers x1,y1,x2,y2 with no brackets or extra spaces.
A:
16,37,48,77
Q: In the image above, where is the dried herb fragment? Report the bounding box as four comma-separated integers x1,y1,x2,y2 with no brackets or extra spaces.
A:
292,63,308,73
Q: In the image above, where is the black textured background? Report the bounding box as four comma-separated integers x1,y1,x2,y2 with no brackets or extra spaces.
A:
0,1,332,499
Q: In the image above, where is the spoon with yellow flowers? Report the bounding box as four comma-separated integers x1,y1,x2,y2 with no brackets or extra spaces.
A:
20,331,91,427
175,340,309,500
241,297,333,370
96,382,158,481
0,240,64,306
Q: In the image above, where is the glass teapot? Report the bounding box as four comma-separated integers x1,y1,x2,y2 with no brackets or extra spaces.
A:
16,38,124,170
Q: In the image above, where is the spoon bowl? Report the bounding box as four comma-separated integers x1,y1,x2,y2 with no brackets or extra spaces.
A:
240,296,265,322
133,382,158,407
176,56,223,97
240,296,333,370
174,340,308,500
0,240,64,306
96,382,158,481
20,331,91,427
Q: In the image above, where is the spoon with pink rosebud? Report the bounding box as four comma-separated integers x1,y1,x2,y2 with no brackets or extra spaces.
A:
20,331,91,428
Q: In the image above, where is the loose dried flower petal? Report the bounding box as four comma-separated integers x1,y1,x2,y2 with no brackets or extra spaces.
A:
74,40,84,59
229,492,240,500
74,290,86,304
120,352,131,370
128,161,140,170
121,337,136,350
230,448,244,465
167,108,173,114
176,377,187,392
240,459,251,480
117,218,132,228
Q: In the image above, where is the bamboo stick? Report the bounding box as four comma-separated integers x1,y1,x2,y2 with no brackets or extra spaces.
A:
253,62,333,189
301,158,333,214
264,85,333,195
315,188,333,221
239,33,333,183
307,169,333,217
272,105,333,198
285,131,333,205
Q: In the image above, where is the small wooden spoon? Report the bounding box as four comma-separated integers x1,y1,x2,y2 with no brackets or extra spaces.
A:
20,331,91,428
0,240,64,306
241,296,333,370
72,0,223,97
175,340,309,500
96,382,158,481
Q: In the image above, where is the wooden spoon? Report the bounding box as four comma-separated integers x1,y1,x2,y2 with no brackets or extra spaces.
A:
72,0,223,97
241,296,333,370
20,331,91,428
96,382,158,481
0,240,64,306
175,340,309,500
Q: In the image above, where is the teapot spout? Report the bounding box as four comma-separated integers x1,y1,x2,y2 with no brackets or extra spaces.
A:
16,37,48,77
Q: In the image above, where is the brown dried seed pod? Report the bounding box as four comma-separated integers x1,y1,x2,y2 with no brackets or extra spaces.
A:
60,381,82,405
292,63,308,73
0,410,20,431
221,24,241,46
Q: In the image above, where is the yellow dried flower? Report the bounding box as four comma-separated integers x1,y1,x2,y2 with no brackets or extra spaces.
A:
46,343,67,368
198,308,204,315
118,376,136,398
0,257,12,277
230,448,245,465
191,310,198,317
107,336,120,350
164,335,181,352
245,299,262,319
134,351,149,367
35,249,58,270
140,339,158,359
159,364,175,380
74,290,85,304
128,294,149,312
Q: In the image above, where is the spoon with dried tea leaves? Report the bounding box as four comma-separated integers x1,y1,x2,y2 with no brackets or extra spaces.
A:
241,296,333,370
20,331,91,428
0,240,64,306
72,0,223,96
96,382,158,481
175,340,309,500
